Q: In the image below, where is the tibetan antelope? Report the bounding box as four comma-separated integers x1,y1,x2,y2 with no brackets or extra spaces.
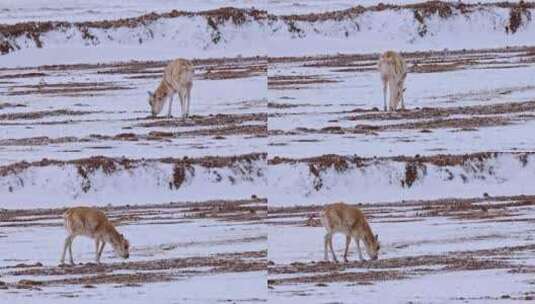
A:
60,207,130,265
148,58,193,118
320,202,380,263
378,50,407,112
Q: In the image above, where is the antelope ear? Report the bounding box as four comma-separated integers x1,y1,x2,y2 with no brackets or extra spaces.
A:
375,234,378,240
147,91,152,97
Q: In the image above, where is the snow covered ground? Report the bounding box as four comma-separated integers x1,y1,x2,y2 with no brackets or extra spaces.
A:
0,200,267,303
269,4,535,56
268,196,535,303
0,2,268,302
1,2,533,65
0,58,266,164
268,48,535,158
2,0,535,302
269,153,535,207
0,57,267,207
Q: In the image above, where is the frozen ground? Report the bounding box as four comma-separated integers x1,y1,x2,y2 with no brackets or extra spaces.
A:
263,3,535,303
268,196,535,303
0,2,269,303
266,42,535,301
2,0,535,303
268,47,535,158
0,199,267,303
0,57,267,206
0,57,266,164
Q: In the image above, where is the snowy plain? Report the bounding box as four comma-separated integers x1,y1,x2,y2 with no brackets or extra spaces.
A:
1,201,267,303
2,0,535,303
1,2,269,302
267,196,535,303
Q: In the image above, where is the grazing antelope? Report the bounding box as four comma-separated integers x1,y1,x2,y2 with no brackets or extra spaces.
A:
320,202,380,263
378,50,407,112
60,207,130,265
147,58,193,118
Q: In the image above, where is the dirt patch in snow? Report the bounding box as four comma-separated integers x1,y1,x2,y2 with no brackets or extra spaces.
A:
0,112,267,146
136,113,266,128
268,75,338,90
0,109,100,121
272,115,512,136
269,151,503,168
3,251,266,289
6,82,131,96
1,198,267,226
347,101,535,121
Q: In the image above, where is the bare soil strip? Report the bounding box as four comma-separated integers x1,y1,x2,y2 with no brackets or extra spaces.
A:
269,150,524,168
0,198,267,225
136,113,266,128
0,112,267,145
0,153,266,177
0,124,267,146
346,100,535,121
5,82,131,96
267,195,535,221
271,115,512,136
269,45,535,67
0,109,102,121
268,75,339,90
0,56,266,80
2,252,266,289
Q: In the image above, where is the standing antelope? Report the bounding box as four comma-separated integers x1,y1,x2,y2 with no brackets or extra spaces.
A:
378,50,407,112
148,58,193,118
60,207,130,265
320,202,380,263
